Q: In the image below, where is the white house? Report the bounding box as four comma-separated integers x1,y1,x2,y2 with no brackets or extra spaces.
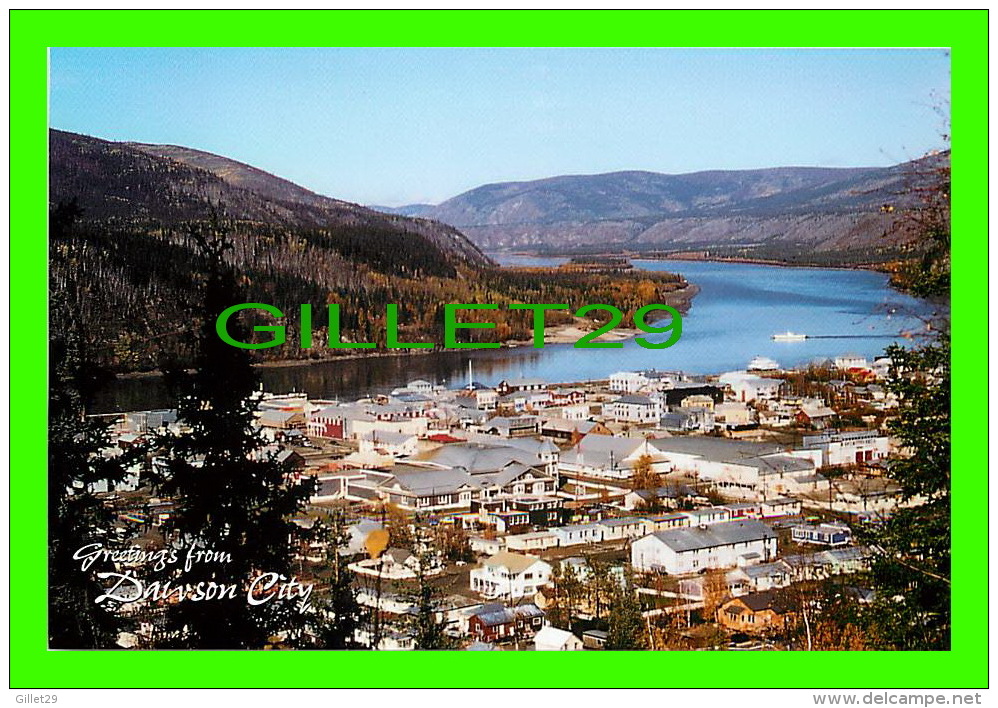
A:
680,559,793,599
682,507,732,527
609,371,651,393
534,625,584,651
505,531,560,552
719,371,784,403
834,355,869,371
470,536,504,556
760,497,802,518
345,412,429,441
470,551,553,601
476,416,541,438
358,430,419,458
631,519,778,574
606,394,662,424
802,430,891,467
871,357,893,379
729,560,794,594
456,386,499,411
641,512,691,533
551,523,603,547
648,437,827,502
406,379,435,395
595,516,648,542
791,522,852,547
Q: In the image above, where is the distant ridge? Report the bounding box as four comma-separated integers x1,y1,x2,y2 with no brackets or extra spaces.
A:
368,203,437,218
392,155,946,256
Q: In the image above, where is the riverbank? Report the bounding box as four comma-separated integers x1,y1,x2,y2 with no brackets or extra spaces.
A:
651,252,893,273
502,250,893,273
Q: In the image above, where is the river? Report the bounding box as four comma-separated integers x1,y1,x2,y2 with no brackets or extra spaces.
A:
91,256,939,413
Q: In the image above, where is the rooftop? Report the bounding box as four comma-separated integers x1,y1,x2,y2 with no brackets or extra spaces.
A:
648,519,776,553
481,551,545,575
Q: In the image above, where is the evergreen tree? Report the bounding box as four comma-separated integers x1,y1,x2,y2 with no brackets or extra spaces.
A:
399,518,454,649
48,318,134,648
865,146,950,650
48,201,135,649
606,568,646,650
865,338,950,649
148,222,315,648
310,510,364,649
552,562,584,631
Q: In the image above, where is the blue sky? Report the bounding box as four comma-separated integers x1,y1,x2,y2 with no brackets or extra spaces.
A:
50,47,949,206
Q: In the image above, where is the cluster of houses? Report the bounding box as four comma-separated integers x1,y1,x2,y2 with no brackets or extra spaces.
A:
102,356,901,650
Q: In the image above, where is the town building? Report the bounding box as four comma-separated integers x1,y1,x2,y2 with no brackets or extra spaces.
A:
470,551,553,601
719,371,784,403
606,394,662,424
468,603,546,643
717,591,794,634
534,625,584,651
802,430,891,467
631,519,778,574
791,521,852,547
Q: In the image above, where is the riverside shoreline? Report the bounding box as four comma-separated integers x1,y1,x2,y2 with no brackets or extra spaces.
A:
504,250,892,273
653,253,892,273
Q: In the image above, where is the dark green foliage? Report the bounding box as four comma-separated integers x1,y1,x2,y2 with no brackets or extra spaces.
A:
301,225,457,279
544,563,581,631
883,341,951,501
309,511,364,649
863,147,950,651
146,224,316,648
864,340,951,650
583,556,615,621
606,570,646,650
48,324,134,648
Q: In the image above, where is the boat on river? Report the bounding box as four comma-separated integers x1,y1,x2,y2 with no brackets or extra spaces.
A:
772,331,807,341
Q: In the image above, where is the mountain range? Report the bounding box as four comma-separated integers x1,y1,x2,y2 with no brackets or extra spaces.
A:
374,155,945,257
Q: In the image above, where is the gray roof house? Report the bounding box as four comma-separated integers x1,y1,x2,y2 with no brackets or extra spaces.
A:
631,519,778,574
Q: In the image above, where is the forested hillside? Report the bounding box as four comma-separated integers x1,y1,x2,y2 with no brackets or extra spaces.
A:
49,130,693,374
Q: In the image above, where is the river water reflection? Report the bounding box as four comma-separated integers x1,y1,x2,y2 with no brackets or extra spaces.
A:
91,256,938,412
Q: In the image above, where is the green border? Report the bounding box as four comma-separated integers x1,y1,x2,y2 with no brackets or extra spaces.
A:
10,10,988,689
